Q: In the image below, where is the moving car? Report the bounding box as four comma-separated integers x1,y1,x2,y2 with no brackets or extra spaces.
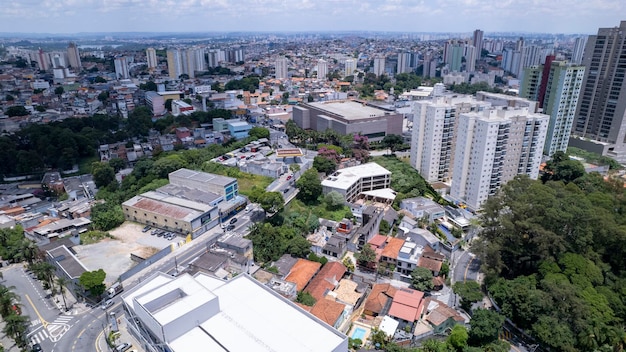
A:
32,343,42,352
229,218,238,225
101,299,113,310
226,224,235,231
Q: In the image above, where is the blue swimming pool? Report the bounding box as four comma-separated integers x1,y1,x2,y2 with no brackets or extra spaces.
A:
351,327,366,340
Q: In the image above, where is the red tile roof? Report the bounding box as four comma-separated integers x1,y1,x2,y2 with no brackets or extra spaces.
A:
381,237,405,260
285,259,321,292
368,234,387,248
310,299,345,327
388,287,424,322
363,283,397,316
304,261,346,301
418,257,443,273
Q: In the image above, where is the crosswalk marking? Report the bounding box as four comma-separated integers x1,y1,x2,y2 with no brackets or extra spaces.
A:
53,315,73,324
29,329,48,345
30,319,41,327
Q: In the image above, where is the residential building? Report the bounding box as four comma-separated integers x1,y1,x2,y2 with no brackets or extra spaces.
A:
293,100,403,141
167,49,183,79
571,36,587,64
66,42,81,70
410,94,489,182
473,29,484,57
146,47,158,69
114,57,130,80
363,283,397,317
373,56,386,76
227,121,252,139
121,272,348,352
520,59,585,156
304,261,346,301
344,59,356,76
275,57,288,79
399,197,445,223
317,59,328,80
397,53,410,74
450,94,549,209
570,21,626,162
145,91,165,116
284,258,321,292
387,287,424,329
172,100,194,116
321,163,391,203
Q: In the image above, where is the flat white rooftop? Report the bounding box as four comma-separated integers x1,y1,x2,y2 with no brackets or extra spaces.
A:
322,162,391,191
308,100,389,120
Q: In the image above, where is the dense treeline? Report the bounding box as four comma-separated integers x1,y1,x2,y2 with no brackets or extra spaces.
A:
0,107,233,176
476,155,626,351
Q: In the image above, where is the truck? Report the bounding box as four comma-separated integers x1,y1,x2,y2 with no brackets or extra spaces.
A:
107,282,124,299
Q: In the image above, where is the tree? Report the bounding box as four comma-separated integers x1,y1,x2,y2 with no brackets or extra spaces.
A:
108,158,126,173
139,81,157,91
410,267,434,291
94,76,107,83
92,162,116,188
343,256,355,272
0,284,19,317
90,202,124,231
259,191,284,213
5,94,14,101
5,106,29,117
54,86,64,97
323,191,345,211
2,313,29,349
379,219,391,234
152,154,188,178
447,325,468,351
248,126,270,140
296,168,322,203
453,281,483,312
35,105,46,112
29,261,56,292
79,269,106,297
468,309,504,346
97,91,109,103
381,134,404,153
296,291,316,306
313,156,337,175
355,244,377,268
286,235,311,258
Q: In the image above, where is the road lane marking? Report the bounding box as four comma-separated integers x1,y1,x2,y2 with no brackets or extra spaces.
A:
25,293,49,328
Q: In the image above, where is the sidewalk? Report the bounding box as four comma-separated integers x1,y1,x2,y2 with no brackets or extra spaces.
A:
96,314,144,352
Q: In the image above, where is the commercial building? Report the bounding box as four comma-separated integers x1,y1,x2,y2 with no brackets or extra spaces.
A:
122,272,348,352
292,100,402,141
450,95,549,209
410,95,490,182
227,121,252,139
169,168,238,202
322,162,391,203
520,58,585,156
145,91,165,116
171,100,194,116
570,21,626,162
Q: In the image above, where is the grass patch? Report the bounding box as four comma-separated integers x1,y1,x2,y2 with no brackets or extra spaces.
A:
80,230,112,245
201,161,273,195
286,198,352,222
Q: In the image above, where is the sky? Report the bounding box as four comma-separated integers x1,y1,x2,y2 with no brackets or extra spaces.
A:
0,0,624,35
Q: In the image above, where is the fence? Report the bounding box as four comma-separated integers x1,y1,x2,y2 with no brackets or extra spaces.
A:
118,245,172,281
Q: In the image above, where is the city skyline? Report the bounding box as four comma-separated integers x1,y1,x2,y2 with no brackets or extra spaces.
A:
1,0,623,35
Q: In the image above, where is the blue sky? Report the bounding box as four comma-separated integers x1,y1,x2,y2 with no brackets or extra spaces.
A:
1,0,623,34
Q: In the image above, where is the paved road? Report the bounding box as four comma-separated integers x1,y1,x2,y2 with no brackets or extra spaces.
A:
452,250,481,284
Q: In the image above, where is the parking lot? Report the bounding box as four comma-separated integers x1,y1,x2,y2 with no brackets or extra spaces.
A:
72,222,182,284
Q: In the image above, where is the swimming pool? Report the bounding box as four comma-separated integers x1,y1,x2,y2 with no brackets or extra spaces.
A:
351,327,366,340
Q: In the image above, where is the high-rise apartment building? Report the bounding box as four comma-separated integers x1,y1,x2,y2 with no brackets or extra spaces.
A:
67,42,81,70
114,57,130,79
571,36,587,64
410,95,490,182
207,49,225,68
146,48,158,69
167,49,183,79
464,45,477,72
451,94,548,209
570,21,626,162
275,57,288,79
37,48,48,71
344,59,356,76
473,29,484,56
521,59,585,156
373,56,386,76
397,53,410,74
317,59,328,80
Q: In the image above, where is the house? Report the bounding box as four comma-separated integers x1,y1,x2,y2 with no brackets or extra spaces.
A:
400,197,445,223
422,298,465,334
387,287,424,329
363,283,397,317
304,262,346,301
309,299,349,330
284,259,321,292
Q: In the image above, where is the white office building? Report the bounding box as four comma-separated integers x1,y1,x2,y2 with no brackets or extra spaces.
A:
122,272,348,352
321,162,391,203
450,98,548,209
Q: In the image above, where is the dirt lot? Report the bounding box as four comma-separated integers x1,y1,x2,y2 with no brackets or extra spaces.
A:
72,222,173,285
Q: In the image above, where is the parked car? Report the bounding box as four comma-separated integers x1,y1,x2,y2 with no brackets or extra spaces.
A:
141,225,151,233
283,188,290,194
226,224,235,231
229,218,238,225
114,343,132,352
31,343,42,352
101,299,113,310
286,175,292,181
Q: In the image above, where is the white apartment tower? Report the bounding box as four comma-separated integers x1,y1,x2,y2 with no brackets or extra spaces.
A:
317,59,328,80
450,103,548,209
571,36,587,64
114,57,130,79
146,48,158,69
410,95,490,182
275,57,288,79
373,56,386,76
344,59,356,76
397,53,410,74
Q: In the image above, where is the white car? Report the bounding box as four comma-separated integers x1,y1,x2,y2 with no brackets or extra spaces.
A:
101,299,113,310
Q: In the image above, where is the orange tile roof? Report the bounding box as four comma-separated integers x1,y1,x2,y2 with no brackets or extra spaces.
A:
364,283,397,315
388,287,424,322
381,237,405,260
368,234,387,248
304,262,346,301
310,299,345,327
285,259,321,291
418,257,443,273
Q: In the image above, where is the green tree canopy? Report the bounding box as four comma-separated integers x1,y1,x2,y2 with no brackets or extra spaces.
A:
295,168,322,204
468,309,504,346
410,267,434,291
381,134,405,153
313,156,337,175
79,269,107,297
453,281,484,312
323,191,345,211
248,126,270,140
259,191,284,214
92,161,115,188
5,106,29,117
